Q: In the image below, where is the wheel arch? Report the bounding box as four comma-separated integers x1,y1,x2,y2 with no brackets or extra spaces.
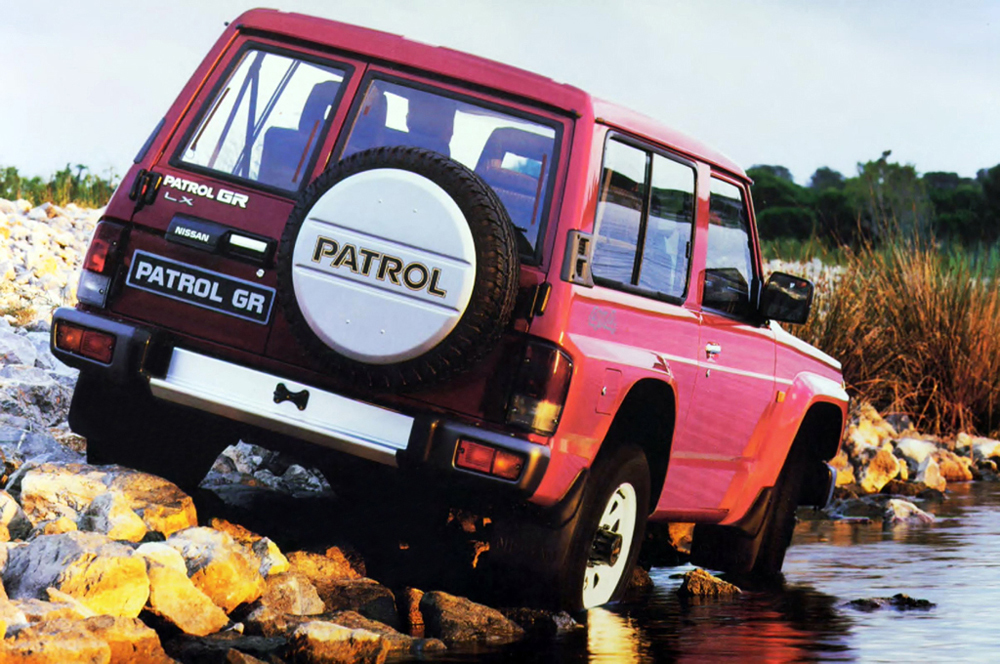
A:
600,377,675,511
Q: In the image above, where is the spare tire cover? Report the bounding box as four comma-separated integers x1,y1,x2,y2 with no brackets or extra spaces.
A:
277,147,519,388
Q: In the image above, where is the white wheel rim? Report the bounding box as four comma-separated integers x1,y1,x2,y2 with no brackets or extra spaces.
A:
582,481,638,609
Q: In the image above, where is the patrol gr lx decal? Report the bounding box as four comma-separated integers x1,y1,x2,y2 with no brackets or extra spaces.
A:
162,174,250,208
311,235,448,298
127,251,275,324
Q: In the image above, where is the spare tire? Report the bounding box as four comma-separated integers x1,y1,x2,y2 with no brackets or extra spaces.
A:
277,147,520,389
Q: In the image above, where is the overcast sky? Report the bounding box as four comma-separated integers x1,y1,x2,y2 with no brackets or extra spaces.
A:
2,0,997,186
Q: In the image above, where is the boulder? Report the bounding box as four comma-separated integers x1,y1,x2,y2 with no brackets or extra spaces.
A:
254,572,325,616
143,558,230,636
915,457,947,492
166,527,265,613
0,490,32,541
319,578,398,629
829,449,855,486
932,450,974,482
677,568,742,597
397,587,424,638
323,610,446,657
19,464,114,523
0,596,28,634
288,621,390,664
894,438,938,466
857,448,901,494
13,596,94,624
29,515,79,537
107,471,198,537
287,549,361,585
0,328,38,367
500,607,579,637
78,492,148,543
77,615,175,663
848,593,935,611
883,499,935,525
419,591,524,644
2,531,149,617
2,618,112,663
209,519,289,577
0,366,73,427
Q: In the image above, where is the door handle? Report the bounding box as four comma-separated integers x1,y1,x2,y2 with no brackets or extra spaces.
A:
705,342,722,358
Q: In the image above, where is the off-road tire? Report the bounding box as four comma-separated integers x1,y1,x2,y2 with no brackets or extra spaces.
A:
277,146,520,390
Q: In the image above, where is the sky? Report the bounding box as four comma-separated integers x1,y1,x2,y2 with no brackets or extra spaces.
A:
1,0,997,186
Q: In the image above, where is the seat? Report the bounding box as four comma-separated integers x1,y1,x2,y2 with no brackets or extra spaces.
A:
474,128,553,238
258,80,340,190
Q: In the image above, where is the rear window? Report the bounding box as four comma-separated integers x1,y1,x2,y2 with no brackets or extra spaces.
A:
342,78,560,256
179,48,347,192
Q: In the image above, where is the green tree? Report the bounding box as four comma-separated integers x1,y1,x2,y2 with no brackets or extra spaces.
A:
749,164,794,182
845,151,932,242
808,167,846,191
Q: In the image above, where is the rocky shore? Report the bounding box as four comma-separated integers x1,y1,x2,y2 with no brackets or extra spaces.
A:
0,198,995,660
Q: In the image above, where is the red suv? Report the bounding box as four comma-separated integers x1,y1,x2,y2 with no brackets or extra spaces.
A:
52,9,847,610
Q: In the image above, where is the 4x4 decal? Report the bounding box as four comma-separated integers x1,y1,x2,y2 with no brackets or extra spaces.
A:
162,174,250,209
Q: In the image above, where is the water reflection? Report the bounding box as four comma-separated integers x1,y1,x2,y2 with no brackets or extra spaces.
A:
587,608,649,663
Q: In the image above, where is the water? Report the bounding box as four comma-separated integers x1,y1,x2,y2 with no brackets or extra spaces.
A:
425,482,1000,663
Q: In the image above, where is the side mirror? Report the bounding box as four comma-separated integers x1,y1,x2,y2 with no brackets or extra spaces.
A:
760,272,813,325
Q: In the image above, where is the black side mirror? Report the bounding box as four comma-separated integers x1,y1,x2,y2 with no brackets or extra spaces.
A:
760,272,813,325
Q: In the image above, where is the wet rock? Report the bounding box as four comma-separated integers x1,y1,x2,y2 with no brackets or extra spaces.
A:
143,556,230,637
397,587,424,638
0,490,32,541
2,531,149,617
857,448,901,494
289,621,390,664
323,610,446,657
624,565,655,596
165,527,266,613
319,578,398,630
883,498,935,525
500,607,579,637
209,519,289,577
78,492,149,542
829,450,856,486
880,479,933,497
163,632,285,664
915,456,947,492
419,590,524,644
848,593,935,611
677,568,742,597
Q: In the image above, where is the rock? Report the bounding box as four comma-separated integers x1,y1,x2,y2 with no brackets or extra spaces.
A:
915,456,947,492
319,578,398,629
0,366,73,427
160,632,284,664
883,499,935,525
107,470,198,537
0,596,28,633
829,450,855,486
397,587,424,638
19,464,114,523
30,515,79,537
967,436,1000,463
857,448,901,494
2,531,149,617
323,610,446,657
143,558,230,636
0,490,32,541
78,492,149,542
848,593,935,611
289,621,390,664
884,413,913,433
209,519,289,577
893,438,936,466
166,527,265,613
500,607,579,637
2,618,112,663
880,479,933,497
77,615,175,663
624,565,655,595
287,549,362,585
932,450,974,482
419,590,524,644
677,568,742,597
13,596,94,624
0,329,37,367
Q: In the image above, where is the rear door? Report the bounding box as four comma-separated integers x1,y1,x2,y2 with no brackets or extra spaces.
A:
112,36,364,353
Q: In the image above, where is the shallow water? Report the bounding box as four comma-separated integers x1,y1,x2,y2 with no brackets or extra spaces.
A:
425,482,1000,663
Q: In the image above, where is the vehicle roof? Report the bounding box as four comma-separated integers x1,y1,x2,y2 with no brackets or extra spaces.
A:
234,9,747,180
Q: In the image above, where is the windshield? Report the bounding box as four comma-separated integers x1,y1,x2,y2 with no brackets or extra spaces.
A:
342,78,559,255
179,48,346,191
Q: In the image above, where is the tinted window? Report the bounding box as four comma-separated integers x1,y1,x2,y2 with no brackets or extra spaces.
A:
343,79,558,254
180,49,346,191
637,154,695,298
592,140,647,284
704,178,755,317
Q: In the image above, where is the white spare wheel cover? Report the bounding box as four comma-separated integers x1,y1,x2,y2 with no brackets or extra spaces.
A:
290,168,477,364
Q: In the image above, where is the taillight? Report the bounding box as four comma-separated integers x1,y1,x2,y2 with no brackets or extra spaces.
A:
455,439,526,481
78,221,127,307
54,322,116,364
505,340,573,436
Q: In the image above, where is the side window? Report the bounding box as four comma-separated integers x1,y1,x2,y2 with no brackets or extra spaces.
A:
179,49,346,192
591,140,648,284
637,154,695,298
704,178,755,317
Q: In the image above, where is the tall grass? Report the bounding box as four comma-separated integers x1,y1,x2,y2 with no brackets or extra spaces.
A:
0,164,118,208
796,236,1000,436
761,236,848,265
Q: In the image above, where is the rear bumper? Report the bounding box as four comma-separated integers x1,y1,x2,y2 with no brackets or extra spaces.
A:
51,307,549,498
